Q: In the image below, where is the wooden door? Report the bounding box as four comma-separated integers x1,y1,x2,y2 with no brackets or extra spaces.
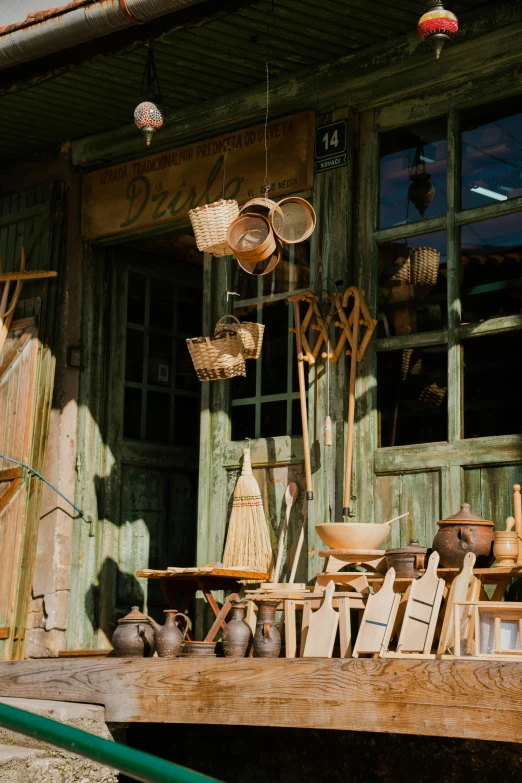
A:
0,312,44,659
69,247,202,648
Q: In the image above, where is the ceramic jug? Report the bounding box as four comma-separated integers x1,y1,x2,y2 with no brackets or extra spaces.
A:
147,610,190,658
111,606,155,657
253,599,281,658
222,600,252,658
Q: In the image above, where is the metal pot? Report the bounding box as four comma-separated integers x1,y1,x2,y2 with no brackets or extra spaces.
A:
385,539,427,578
432,503,494,568
111,606,155,657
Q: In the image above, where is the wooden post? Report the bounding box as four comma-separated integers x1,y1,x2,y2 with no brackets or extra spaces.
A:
513,485,522,566
294,299,313,501
343,288,360,516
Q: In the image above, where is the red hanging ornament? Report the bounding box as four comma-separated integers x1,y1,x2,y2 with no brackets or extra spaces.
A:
418,1,459,60
134,44,164,146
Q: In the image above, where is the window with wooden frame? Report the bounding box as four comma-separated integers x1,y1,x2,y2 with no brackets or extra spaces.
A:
124,268,202,445
228,241,310,441
375,96,522,447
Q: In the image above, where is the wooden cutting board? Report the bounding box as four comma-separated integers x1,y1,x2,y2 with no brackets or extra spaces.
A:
437,551,478,655
395,550,445,655
353,568,400,658
302,582,339,658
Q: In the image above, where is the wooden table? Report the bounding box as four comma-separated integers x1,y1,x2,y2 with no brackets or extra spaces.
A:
316,566,522,601
136,568,269,643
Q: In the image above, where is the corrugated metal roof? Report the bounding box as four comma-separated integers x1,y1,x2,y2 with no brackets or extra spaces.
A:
0,0,495,165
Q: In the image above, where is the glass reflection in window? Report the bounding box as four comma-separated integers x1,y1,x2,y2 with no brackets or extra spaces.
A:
378,346,448,447
378,231,447,337
379,119,447,229
461,213,522,324
462,332,522,439
461,97,522,211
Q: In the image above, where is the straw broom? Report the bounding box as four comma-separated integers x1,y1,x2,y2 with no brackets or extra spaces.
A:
222,447,274,575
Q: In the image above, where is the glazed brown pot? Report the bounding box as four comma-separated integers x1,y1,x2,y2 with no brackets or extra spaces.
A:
111,606,155,657
180,641,216,657
253,600,281,658
222,600,252,658
385,539,427,578
432,503,494,568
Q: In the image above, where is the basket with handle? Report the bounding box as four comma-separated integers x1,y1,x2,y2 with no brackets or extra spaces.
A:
186,322,246,381
189,199,239,257
411,246,440,287
214,314,265,360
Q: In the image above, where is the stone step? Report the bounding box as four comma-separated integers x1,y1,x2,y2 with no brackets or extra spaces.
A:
0,745,46,764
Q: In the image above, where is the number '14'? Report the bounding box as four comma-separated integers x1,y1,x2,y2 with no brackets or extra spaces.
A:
322,130,339,150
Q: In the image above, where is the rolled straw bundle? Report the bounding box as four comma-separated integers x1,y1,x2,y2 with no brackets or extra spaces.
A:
222,448,274,576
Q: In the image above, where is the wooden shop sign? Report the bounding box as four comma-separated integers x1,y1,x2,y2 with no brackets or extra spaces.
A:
81,111,315,241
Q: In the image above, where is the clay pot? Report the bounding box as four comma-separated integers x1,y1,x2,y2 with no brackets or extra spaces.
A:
222,600,252,658
493,531,518,568
147,610,190,658
253,600,281,658
432,504,494,568
180,641,216,657
385,539,427,578
111,606,155,657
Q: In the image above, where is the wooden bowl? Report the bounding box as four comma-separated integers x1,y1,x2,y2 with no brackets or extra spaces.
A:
315,522,391,551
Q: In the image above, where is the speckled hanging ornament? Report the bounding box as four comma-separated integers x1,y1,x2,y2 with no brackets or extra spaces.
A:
418,0,459,60
134,44,164,146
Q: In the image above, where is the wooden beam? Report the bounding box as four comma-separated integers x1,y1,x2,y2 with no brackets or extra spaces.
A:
72,2,522,168
0,468,23,482
0,628,8,640
1,658,522,742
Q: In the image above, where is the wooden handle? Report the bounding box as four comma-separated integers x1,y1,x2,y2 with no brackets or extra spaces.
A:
289,498,308,584
323,580,335,609
295,300,313,500
514,485,522,565
324,416,332,447
343,289,360,515
506,516,516,532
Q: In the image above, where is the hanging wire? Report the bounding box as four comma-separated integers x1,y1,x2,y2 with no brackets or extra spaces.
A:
141,42,162,100
0,453,86,519
262,61,271,198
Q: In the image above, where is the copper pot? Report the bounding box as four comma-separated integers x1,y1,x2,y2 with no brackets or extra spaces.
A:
432,503,494,568
385,539,427,578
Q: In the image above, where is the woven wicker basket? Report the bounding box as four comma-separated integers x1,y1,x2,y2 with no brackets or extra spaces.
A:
186,329,246,381
214,315,265,360
189,199,239,257
389,256,411,284
412,246,440,287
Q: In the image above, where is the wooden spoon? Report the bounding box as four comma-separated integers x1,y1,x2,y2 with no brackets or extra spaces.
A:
272,481,299,583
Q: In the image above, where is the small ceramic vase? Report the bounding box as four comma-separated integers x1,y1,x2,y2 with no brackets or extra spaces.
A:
253,600,281,658
222,600,252,658
111,606,155,657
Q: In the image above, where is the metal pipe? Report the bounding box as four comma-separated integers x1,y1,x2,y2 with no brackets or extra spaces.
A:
0,0,205,71
0,702,224,783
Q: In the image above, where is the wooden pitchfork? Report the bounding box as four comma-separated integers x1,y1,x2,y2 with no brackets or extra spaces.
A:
332,287,377,517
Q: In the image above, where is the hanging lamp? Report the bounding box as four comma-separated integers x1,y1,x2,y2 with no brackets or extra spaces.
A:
134,44,164,146
408,144,435,218
417,1,459,60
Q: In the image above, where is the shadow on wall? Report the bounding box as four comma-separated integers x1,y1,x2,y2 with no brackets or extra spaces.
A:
85,557,145,643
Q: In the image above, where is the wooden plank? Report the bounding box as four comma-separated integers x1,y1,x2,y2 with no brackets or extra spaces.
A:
82,112,315,241
3,658,522,742
375,437,522,473
0,468,23,482
0,628,8,640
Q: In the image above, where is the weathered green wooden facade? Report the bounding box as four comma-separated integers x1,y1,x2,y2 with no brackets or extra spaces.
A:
1,0,522,655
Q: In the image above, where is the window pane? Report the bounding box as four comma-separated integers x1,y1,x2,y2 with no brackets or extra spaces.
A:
378,231,447,337
124,387,142,439
173,395,200,447
176,339,199,393
261,300,289,396
461,213,522,324
291,399,303,437
149,278,173,330
262,240,310,297
232,261,258,301
125,328,144,382
461,97,522,210
148,333,172,387
379,118,447,229
231,405,255,441
128,272,146,324
145,391,170,443
463,332,522,438
260,401,287,438
177,285,202,335
378,346,447,447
